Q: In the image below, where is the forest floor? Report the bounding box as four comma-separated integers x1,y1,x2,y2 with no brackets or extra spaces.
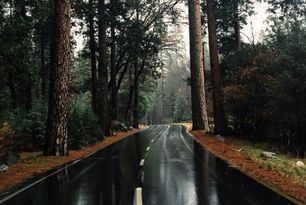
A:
185,123,306,204
0,128,143,193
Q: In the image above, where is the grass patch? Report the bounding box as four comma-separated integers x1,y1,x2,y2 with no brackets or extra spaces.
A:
20,152,54,168
19,151,43,160
25,159,45,167
238,144,306,187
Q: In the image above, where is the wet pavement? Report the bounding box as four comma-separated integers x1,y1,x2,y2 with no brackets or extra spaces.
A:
142,125,294,205
0,125,295,205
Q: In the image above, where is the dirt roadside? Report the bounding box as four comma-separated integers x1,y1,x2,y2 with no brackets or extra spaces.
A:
0,128,142,192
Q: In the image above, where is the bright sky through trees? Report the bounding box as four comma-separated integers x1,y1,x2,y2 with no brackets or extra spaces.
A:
75,1,269,57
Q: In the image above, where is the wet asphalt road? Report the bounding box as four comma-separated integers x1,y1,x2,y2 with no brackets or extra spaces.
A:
142,125,294,205
0,125,295,205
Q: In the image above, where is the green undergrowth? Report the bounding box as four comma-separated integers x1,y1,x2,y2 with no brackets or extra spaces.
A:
19,151,43,160
19,151,49,167
233,140,306,188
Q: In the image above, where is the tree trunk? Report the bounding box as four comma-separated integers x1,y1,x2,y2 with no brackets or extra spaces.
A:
116,60,129,94
129,52,147,127
45,0,55,155
98,0,110,136
188,0,209,130
45,0,71,156
132,62,139,129
132,80,139,128
110,13,117,121
207,0,227,134
132,6,141,128
125,69,134,122
40,26,47,97
7,68,17,109
234,0,241,50
297,130,305,158
88,0,98,114
25,81,32,111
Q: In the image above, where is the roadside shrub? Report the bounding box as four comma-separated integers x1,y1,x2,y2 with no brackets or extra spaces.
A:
68,96,104,150
6,102,47,152
0,123,13,162
264,23,306,157
223,45,273,140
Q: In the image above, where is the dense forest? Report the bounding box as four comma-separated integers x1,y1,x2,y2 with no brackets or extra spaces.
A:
0,0,305,158
0,0,182,156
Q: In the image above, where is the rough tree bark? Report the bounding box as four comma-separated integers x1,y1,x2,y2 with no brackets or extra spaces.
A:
207,0,227,134
45,0,71,156
188,0,209,130
98,0,110,136
88,0,98,114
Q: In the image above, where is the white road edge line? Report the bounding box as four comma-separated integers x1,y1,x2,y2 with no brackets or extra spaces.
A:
139,159,145,167
133,187,143,205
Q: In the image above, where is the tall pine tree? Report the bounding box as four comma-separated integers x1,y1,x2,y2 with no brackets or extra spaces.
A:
188,0,209,130
45,0,71,156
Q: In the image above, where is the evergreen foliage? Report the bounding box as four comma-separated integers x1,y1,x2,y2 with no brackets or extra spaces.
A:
0,0,305,158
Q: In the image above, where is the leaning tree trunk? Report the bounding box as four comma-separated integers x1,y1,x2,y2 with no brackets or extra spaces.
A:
207,0,227,134
88,0,98,114
98,0,110,136
188,0,209,130
45,0,71,156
